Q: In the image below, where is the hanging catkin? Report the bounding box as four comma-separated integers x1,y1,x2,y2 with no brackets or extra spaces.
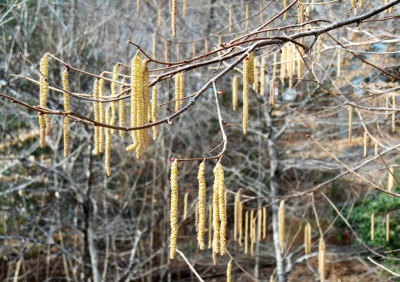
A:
99,77,106,153
386,213,390,241
278,201,285,253
170,159,179,259
260,57,266,96
370,213,375,241
253,57,259,93
135,59,145,159
119,78,126,138
238,194,243,246
111,63,119,135
175,73,181,112
157,0,162,26
283,0,288,20
63,69,70,158
248,52,255,84
304,222,311,254
350,0,357,9
93,80,100,155
183,192,189,220
39,54,49,147
171,0,177,37
130,54,142,150
105,106,112,176
227,260,232,282
229,5,233,32
388,166,394,192
208,204,213,249
183,0,187,17
137,0,140,12
151,86,158,140
142,60,150,150
234,191,239,241
197,162,207,250
244,210,249,254
250,210,256,256
179,72,185,108
232,76,238,111
348,105,353,143
245,4,249,31
318,237,326,282
212,165,221,255
243,57,250,135
363,131,368,157
262,206,267,239
280,46,286,82
257,208,262,241
216,163,227,255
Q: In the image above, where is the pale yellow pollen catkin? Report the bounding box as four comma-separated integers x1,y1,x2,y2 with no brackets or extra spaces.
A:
253,57,260,93
245,4,249,31
192,42,196,58
350,0,357,9
248,52,255,84
151,86,158,140
183,0,187,17
105,107,112,177
375,141,378,156
244,210,249,254
137,0,140,12
63,70,70,158
135,59,145,159
262,206,267,239
273,53,277,78
183,192,188,220
157,0,162,26
93,80,100,155
119,78,126,138
348,105,353,143
175,73,181,112
386,213,390,241
171,0,177,37
257,208,262,241
363,131,368,158
237,193,243,246
371,213,375,241
318,237,326,282
234,191,239,241
99,77,106,153
216,163,227,255
170,160,179,259
197,162,207,250
388,166,395,192
179,72,185,109
205,38,208,54
212,165,220,254
269,78,275,106
243,57,250,135
278,201,285,253
250,210,255,256
111,63,119,135
142,60,150,150
283,0,288,20
280,46,287,82
227,260,232,282
232,76,239,111
131,54,142,148
152,33,157,58
39,54,50,147
304,222,311,254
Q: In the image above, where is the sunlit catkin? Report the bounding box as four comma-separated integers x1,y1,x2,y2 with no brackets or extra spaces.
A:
227,260,232,282
350,0,357,9
142,60,150,150
212,165,220,254
105,107,112,176
304,222,311,254
208,204,213,249
234,191,239,241
63,70,70,158
131,54,142,147
257,209,262,241
370,213,375,241
175,73,182,111
244,210,249,254
183,192,188,220
386,213,390,241
363,131,368,157
278,201,285,253
253,57,259,92
179,72,185,109
99,77,106,153
197,162,207,250
93,80,100,155
250,210,255,256
243,57,250,135
170,160,179,259
245,4,249,31
318,237,326,281
111,63,119,135
39,54,49,147
157,0,162,26
232,76,239,111
171,0,177,37
249,52,255,84
262,206,267,239
119,78,126,138
283,0,288,20
348,105,353,143
151,86,158,140
216,163,227,255
388,166,394,192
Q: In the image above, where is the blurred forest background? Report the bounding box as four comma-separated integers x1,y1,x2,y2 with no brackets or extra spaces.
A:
1,0,400,281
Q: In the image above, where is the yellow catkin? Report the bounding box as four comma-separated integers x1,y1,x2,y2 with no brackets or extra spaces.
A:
170,160,179,259
234,192,239,241
130,54,142,149
371,213,375,241
363,131,368,158
243,57,250,135
229,5,233,32
350,0,357,9
171,0,177,37
119,78,126,138
238,193,243,246
392,95,396,132
164,41,169,62
283,0,288,20
192,42,196,58
174,73,181,112
152,33,157,58
216,163,227,255
304,222,311,254
137,0,140,12
388,166,394,192
151,86,158,140
197,162,207,250
260,57,266,97
337,48,341,78
183,0,187,17
195,202,199,231
213,251,218,266
208,204,213,249
157,0,162,26
262,207,267,239
386,213,390,241
257,208,262,241
244,210,249,254
111,63,119,135
245,4,249,31
183,192,188,220
179,72,185,109
142,60,150,150
318,237,326,282
250,210,255,256
278,201,285,253
63,70,70,158
205,38,208,54
348,105,353,143
212,165,220,254
135,59,145,159
105,107,112,177
232,76,238,111
93,80,100,155
227,260,232,282
99,77,105,153
248,52,255,84
39,54,49,147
